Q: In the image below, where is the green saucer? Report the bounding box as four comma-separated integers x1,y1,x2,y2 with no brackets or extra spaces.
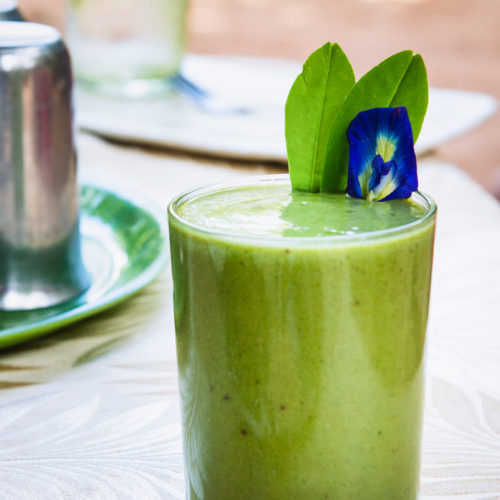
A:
0,184,168,350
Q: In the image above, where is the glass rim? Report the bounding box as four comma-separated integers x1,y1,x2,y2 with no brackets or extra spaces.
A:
168,174,437,247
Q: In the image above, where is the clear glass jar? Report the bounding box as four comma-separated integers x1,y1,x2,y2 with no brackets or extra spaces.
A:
168,174,437,500
66,0,189,97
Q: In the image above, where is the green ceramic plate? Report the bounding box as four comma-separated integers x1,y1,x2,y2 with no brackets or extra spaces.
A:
0,184,168,349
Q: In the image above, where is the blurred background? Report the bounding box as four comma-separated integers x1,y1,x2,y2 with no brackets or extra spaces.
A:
18,0,500,197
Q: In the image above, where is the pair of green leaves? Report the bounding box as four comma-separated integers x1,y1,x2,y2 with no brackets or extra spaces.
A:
285,43,428,193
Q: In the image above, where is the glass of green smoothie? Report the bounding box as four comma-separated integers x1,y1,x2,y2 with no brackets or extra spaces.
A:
168,174,436,499
168,43,436,499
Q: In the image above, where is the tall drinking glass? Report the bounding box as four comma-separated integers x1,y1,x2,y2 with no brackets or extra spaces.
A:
66,0,189,97
168,175,436,500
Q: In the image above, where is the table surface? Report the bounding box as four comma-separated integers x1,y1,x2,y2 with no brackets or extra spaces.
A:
1,133,500,499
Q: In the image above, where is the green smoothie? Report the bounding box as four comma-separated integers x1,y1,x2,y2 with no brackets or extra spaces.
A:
168,175,436,500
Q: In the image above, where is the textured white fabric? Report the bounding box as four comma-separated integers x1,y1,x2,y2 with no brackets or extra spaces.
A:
0,135,499,499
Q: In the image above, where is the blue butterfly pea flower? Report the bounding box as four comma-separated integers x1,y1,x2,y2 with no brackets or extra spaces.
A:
346,107,418,201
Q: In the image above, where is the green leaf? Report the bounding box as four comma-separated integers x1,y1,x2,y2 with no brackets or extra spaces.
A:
285,42,355,192
389,54,428,141
322,50,415,193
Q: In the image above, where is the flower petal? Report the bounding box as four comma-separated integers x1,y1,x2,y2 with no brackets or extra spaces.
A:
346,107,418,201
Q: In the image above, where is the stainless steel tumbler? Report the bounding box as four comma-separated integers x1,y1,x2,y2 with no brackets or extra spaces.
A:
0,21,90,310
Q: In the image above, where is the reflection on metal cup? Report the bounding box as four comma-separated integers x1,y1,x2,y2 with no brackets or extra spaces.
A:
0,1,23,21
0,21,90,310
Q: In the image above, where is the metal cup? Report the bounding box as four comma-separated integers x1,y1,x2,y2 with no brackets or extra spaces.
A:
0,22,90,310
0,1,23,21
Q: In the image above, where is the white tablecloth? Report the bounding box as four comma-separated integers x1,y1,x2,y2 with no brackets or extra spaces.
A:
0,135,499,499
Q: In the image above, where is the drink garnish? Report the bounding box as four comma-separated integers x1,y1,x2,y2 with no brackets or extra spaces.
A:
285,43,428,200
285,43,355,193
346,107,418,201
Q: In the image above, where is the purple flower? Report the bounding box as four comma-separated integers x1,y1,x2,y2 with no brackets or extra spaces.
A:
346,107,418,201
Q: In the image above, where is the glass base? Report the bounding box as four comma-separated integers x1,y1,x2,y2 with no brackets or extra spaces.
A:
76,74,177,99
